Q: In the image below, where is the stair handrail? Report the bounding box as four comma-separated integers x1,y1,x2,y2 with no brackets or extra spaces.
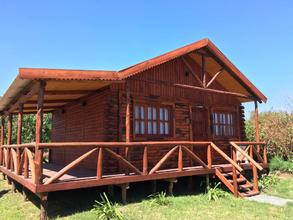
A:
210,142,243,172
230,142,263,171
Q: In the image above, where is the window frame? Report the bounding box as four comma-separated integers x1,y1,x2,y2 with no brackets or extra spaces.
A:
133,101,173,139
212,109,237,139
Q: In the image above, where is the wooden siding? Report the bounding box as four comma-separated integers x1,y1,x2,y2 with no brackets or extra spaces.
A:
51,58,244,174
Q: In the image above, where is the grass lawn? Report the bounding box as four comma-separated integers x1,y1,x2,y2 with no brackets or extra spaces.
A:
0,175,292,220
264,174,293,200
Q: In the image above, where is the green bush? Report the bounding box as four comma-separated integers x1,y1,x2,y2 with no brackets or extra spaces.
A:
245,111,293,160
258,173,280,191
207,183,229,201
148,192,172,206
92,193,124,220
269,157,293,173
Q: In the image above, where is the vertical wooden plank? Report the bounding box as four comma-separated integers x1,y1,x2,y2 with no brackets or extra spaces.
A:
143,146,148,175
16,104,23,175
96,147,103,179
254,101,260,152
178,145,183,171
34,80,46,184
7,114,12,170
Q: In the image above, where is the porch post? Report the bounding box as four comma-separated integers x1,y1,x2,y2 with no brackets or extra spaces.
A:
34,80,46,184
16,104,23,175
0,115,4,166
254,100,260,152
7,113,12,170
125,81,130,174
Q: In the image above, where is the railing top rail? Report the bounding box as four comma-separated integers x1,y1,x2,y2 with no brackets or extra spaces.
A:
1,141,212,149
231,141,266,145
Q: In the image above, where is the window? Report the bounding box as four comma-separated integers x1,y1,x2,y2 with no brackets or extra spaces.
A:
212,111,236,137
134,104,171,136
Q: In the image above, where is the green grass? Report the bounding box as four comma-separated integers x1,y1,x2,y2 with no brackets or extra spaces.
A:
269,157,293,174
264,174,293,200
0,176,293,220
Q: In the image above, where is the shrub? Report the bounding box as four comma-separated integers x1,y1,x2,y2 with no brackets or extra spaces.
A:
258,173,280,191
269,157,293,173
92,193,124,220
245,111,293,160
148,192,171,206
207,183,229,201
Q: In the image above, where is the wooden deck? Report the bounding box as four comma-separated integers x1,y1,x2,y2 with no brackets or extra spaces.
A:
0,141,268,195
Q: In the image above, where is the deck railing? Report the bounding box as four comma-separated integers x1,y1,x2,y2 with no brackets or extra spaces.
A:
0,141,267,190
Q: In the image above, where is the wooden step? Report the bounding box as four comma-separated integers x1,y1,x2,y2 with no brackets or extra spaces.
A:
222,172,240,178
240,190,259,197
228,177,247,184
238,182,254,191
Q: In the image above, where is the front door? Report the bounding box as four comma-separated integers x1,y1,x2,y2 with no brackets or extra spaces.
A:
192,107,209,140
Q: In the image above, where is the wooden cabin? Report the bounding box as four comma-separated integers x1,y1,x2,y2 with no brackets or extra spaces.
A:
0,38,268,219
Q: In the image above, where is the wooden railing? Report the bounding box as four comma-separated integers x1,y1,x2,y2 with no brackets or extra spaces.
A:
0,141,267,189
230,141,267,191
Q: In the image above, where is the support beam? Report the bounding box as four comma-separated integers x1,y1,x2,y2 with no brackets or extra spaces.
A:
206,68,224,88
34,80,46,184
202,55,206,87
117,183,129,205
175,83,253,100
125,81,130,174
181,57,204,87
22,186,28,201
164,178,177,196
39,193,48,220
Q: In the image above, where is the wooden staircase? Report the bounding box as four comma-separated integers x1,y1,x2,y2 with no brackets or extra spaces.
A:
217,169,259,197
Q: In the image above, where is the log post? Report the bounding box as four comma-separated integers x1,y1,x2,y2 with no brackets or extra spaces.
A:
151,180,157,194
34,81,46,184
232,148,238,197
0,115,4,166
11,181,16,193
207,144,212,169
254,101,260,152
96,147,103,179
250,145,258,191
22,186,28,201
7,114,12,170
206,174,210,192
178,146,183,172
143,146,148,175
117,183,129,205
39,193,48,220
125,81,130,174
165,178,177,196
16,104,23,175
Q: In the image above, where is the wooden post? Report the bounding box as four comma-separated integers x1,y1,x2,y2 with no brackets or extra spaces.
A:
96,147,103,179
143,146,148,175
254,101,260,152
207,144,212,169
0,115,4,166
22,186,28,201
206,174,210,192
16,105,23,175
178,146,183,171
166,178,177,196
151,180,157,194
34,81,46,184
11,181,16,193
250,145,258,191
7,114,12,170
125,81,130,174
107,185,114,197
232,148,238,197
117,183,129,205
40,193,48,220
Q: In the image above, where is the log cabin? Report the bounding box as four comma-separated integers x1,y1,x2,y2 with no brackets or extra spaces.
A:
0,38,267,219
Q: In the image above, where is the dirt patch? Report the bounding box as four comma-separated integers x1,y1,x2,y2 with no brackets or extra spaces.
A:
278,173,293,179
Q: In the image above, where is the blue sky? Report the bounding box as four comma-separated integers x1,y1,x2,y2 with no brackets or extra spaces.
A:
0,0,292,115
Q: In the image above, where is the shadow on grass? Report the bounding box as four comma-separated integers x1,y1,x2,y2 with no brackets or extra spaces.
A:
0,189,10,198
41,175,214,218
